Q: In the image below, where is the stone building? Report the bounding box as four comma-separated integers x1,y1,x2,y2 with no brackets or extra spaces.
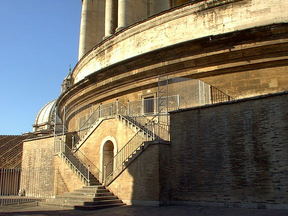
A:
16,0,288,210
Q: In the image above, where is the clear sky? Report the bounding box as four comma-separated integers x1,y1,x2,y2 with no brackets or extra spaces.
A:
0,1,81,135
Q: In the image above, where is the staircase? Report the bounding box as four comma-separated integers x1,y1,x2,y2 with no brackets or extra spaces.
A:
104,114,170,185
58,150,99,186
42,185,124,210
51,102,169,208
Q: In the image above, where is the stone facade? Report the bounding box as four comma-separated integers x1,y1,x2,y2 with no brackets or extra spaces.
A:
169,92,288,208
14,0,288,210
20,136,55,198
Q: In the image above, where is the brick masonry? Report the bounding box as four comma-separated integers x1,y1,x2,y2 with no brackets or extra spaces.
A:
169,92,288,208
20,136,55,198
108,141,170,206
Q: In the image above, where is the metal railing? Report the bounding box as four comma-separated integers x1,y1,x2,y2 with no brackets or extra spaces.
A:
0,168,51,206
127,95,180,116
54,137,100,185
0,168,21,196
210,86,233,104
104,112,170,185
104,129,150,185
76,102,123,149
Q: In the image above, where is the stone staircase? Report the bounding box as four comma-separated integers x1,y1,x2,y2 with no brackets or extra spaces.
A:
42,185,124,210
59,147,99,185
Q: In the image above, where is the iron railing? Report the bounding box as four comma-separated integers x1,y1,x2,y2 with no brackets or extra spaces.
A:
104,112,170,185
127,95,180,116
0,167,52,206
0,168,41,206
104,130,150,185
54,137,100,185
210,86,233,104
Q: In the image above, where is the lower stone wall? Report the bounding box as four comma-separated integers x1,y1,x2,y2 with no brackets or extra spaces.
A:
108,141,170,206
169,92,288,209
20,136,55,198
53,157,85,195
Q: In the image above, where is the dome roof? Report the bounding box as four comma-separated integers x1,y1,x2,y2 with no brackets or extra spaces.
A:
33,100,62,133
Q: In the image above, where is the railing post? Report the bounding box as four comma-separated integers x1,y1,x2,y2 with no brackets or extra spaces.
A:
177,94,180,110
99,103,102,118
72,135,75,150
116,99,119,115
152,123,154,140
127,100,130,116
103,165,106,185
87,165,90,186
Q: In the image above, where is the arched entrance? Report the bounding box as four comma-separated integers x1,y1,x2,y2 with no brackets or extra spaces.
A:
103,140,114,179
100,136,118,183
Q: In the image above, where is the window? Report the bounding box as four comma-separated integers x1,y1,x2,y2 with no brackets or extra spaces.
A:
143,96,155,114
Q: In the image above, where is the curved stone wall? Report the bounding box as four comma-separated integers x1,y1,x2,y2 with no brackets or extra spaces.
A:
73,0,288,83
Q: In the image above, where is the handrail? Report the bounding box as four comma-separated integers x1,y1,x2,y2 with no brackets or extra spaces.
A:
104,113,170,185
54,137,100,185
104,129,150,185
78,105,100,131
210,86,234,104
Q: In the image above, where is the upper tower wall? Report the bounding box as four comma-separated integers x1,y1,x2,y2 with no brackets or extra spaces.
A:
78,0,171,59
78,0,105,60
73,0,288,83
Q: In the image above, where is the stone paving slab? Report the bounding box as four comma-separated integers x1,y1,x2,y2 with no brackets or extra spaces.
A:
1,204,288,216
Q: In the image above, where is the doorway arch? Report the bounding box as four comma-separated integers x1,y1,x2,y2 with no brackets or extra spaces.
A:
100,136,117,182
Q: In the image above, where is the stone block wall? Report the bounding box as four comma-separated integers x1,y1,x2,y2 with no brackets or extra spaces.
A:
108,141,170,206
169,92,288,208
53,156,85,195
20,136,55,198
78,118,140,180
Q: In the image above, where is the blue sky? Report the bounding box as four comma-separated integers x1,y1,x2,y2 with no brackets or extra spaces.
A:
0,1,81,135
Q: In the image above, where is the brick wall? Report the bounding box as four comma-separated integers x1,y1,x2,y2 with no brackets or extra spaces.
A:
53,156,85,195
169,92,288,208
20,136,55,198
108,141,170,206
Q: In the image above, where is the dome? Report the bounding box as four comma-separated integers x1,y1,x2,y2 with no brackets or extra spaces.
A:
33,100,62,133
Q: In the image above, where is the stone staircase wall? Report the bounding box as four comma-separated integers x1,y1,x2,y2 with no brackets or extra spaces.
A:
20,136,56,198
74,118,137,180
107,141,170,206
53,156,85,195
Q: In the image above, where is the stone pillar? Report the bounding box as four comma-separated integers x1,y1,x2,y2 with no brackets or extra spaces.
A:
78,0,105,60
117,0,127,31
149,0,170,16
105,0,118,37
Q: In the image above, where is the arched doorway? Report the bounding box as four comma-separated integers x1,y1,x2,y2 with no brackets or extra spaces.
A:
100,136,118,183
103,140,114,179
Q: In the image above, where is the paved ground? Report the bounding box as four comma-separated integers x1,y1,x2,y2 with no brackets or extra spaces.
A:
1,204,288,216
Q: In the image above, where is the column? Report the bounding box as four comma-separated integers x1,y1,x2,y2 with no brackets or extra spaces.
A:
105,0,118,37
117,0,127,31
149,0,170,16
78,0,105,60
78,0,89,59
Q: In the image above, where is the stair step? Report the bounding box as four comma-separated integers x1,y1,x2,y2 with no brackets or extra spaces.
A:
95,192,114,196
75,203,125,210
42,198,85,207
54,196,95,202
69,189,109,196
84,199,122,206
82,185,104,189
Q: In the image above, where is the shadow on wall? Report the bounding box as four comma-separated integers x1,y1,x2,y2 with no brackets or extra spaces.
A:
108,140,171,206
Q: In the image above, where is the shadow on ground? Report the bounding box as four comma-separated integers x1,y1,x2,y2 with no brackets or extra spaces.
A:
1,205,288,216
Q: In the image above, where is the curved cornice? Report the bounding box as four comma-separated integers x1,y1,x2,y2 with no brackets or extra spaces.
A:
57,24,288,120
